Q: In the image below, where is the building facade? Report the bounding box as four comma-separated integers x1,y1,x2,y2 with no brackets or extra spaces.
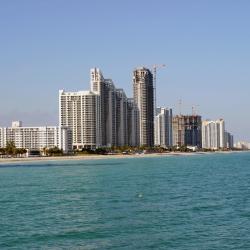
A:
234,141,250,150
115,89,128,146
0,121,72,153
59,68,140,149
173,115,202,148
202,119,226,149
90,68,116,147
133,67,154,147
127,98,140,147
225,131,234,149
59,90,101,149
90,68,140,148
0,127,3,149
154,107,173,147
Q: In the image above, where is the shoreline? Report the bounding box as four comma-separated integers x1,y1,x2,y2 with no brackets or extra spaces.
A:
0,151,246,165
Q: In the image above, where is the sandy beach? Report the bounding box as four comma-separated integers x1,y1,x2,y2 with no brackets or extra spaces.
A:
0,152,207,165
0,151,243,165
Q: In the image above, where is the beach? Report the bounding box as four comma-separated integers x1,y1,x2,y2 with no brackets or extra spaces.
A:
0,152,201,165
0,151,237,165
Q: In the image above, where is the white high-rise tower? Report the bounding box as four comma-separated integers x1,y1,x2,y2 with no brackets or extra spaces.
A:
154,107,173,147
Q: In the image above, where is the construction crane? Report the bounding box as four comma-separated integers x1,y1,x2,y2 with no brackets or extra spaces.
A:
178,99,182,116
139,64,166,116
192,104,200,116
177,99,200,116
151,64,166,116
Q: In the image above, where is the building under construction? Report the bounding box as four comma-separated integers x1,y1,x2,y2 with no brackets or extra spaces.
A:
172,115,202,148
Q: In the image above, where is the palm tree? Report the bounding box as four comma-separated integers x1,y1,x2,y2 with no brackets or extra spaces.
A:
0,148,6,157
5,141,16,156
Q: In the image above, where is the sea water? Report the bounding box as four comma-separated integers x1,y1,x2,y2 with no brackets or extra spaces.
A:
1,152,250,249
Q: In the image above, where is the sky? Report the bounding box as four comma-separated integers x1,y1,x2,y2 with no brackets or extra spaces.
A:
0,0,249,141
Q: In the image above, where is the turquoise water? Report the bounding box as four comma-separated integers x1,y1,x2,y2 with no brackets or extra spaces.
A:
1,153,250,249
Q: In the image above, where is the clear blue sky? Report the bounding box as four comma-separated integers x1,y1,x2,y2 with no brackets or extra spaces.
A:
0,0,249,141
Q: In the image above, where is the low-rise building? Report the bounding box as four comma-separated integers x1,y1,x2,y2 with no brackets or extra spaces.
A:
0,121,72,153
234,141,250,150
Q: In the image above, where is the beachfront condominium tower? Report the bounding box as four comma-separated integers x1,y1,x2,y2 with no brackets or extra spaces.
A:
133,67,154,147
90,68,138,147
154,107,173,147
202,119,226,149
172,115,202,148
59,68,140,149
59,90,101,149
224,131,234,149
127,98,140,147
115,89,128,146
90,68,117,147
218,119,226,148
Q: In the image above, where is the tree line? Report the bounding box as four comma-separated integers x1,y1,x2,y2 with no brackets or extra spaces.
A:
0,141,27,157
0,142,64,157
75,145,198,155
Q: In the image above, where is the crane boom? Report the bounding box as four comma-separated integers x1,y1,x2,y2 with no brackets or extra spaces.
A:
152,64,166,117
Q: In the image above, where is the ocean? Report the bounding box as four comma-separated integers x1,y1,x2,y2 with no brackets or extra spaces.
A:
1,152,250,249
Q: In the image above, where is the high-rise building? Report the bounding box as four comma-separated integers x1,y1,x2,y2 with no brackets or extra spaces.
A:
115,89,128,146
0,121,72,153
59,90,101,149
202,120,219,149
104,79,117,147
90,68,119,147
60,68,140,149
218,119,226,148
173,115,202,148
202,119,226,149
154,107,173,147
133,67,154,147
127,98,139,147
0,127,3,149
90,68,139,147
225,131,234,149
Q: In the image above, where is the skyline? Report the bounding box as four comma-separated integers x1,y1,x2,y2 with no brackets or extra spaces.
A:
0,1,250,141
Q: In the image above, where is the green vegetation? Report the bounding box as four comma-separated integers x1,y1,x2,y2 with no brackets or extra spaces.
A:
73,145,197,155
73,145,239,155
0,141,27,157
43,147,63,156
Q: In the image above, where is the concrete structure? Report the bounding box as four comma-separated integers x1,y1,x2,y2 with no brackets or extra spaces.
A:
59,89,101,149
115,89,128,146
90,68,117,147
202,119,226,149
60,68,139,149
234,141,250,150
127,98,140,146
0,121,72,153
0,128,3,149
90,68,139,147
173,115,202,148
225,131,234,149
202,120,219,149
218,119,226,148
133,67,154,147
154,107,173,147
